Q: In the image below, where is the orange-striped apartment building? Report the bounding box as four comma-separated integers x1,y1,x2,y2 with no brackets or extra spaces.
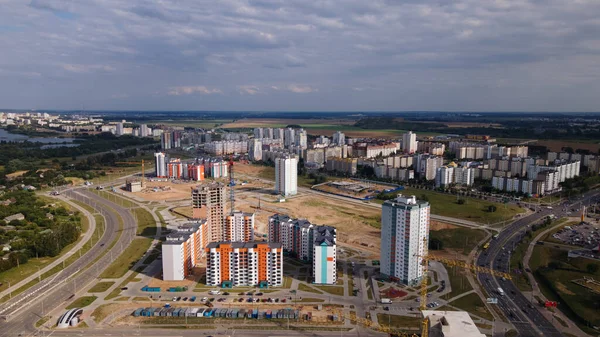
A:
205,242,283,288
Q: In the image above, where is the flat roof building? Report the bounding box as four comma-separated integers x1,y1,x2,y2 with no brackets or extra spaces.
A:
162,222,207,281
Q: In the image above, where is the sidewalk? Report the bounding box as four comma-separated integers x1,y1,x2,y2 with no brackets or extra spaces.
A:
0,195,96,300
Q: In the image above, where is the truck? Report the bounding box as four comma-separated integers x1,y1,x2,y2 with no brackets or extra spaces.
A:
497,287,505,296
381,298,392,304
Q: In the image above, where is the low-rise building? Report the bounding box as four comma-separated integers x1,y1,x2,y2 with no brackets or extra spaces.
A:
3,213,24,223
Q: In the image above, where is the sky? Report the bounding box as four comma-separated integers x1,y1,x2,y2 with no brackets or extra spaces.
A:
1,0,600,112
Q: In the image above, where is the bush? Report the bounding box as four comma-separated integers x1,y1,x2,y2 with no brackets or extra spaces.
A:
456,198,465,205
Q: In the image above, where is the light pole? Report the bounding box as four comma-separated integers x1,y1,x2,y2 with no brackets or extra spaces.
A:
2,280,11,299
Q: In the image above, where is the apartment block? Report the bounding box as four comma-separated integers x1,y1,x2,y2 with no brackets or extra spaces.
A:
380,195,429,285
162,222,207,281
154,152,167,178
205,140,248,156
275,156,298,197
248,139,263,162
224,212,255,242
402,131,418,154
191,182,226,243
205,242,283,288
325,158,358,175
268,214,337,284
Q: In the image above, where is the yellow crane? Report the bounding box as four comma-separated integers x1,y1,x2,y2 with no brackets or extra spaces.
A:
115,159,145,187
340,237,512,337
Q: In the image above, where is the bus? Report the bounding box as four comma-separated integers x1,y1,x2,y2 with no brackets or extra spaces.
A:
482,242,490,250
497,288,505,296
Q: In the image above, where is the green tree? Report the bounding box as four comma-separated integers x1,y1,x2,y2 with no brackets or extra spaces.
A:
457,198,465,205
488,205,497,212
586,263,599,274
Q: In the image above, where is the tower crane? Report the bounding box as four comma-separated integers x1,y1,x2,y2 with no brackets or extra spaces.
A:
339,237,512,337
115,159,145,187
228,156,235,214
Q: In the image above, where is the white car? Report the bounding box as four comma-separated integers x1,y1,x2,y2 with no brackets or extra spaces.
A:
201,297,208,302
172,297,178,301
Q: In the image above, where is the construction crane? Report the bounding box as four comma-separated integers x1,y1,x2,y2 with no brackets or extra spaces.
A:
418,237,512,337
115,159,145,187
341,311,419,337
228,157,235,214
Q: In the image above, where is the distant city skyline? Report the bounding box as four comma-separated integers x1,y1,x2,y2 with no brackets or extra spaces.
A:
1,1,600,112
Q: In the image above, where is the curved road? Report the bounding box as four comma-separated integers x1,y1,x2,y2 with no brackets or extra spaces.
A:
0,188,138,337
477,190,599,337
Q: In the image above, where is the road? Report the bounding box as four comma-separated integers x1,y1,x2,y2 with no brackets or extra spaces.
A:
0,188,138,337
477,190,600,337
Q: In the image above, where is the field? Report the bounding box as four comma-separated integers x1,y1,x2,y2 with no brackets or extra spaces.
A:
535,139,600,153
66,296,97,309
313,180,399,200
429,227,486,256
128,180,199,201
99,238,152,278
377,187,524,225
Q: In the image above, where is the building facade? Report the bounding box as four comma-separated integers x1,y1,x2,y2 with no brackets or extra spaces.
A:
154,152,167,178
191,182,226,242
268,214,337,284
380,195,429,285
224,212,255,242
275,156,298,197
402,131,418,154
162,222,207,281
205,242,283,287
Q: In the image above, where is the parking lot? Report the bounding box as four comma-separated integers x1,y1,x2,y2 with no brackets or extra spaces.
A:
552,221,600,248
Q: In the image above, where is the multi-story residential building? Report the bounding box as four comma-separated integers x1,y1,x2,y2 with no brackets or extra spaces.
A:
353,142,400,158
116,122,124,136
248,139,263,162
191,182,226,242
402,131,418,154
187,163,205,181
167,158,184,179
253,127,264,139
380,195,429,285
417,142,446,156
492,176,546,196
162,222,207,281
161,132,172,150
295,129,308,149
205,140,249,156
374,166,414,182
415,154,443,180
332,131,345,146
526,160,580,183
154,152,167,178
325,158,358,175
275,156,297,197
205,241,283,288
263,128,273,139
224,212,255,242
273,128,284,140
268,215,337,284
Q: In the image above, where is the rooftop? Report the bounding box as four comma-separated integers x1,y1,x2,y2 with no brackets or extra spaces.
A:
206,241,282,249
422,310,485,337
164,222,205,245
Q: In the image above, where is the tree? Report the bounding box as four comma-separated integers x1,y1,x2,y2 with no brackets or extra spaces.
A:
488,205,497,212
457,198,465,205
420,194,429,202
586,263,599,274
429,238,443,250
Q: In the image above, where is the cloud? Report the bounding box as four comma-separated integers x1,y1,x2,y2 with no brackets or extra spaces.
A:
238,85,262,95
62,64,115,73
284,54,307,67
167,86,222,96
286,84,317,93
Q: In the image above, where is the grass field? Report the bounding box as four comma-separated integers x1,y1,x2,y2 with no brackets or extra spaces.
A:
429,227,486,255
99,238,152,278
134,207,157,238
88,281,115,293
445,266,473,298
377,187,524,224
449,292,494,321
66,296,97,309
298,283,323,294
314,285,345,296
376,314,422,329
529,245,600,332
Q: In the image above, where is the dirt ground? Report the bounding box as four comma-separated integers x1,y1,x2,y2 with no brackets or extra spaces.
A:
313,180,396,199
535,139,600,153
429,221,458,231
221,118,356,129
127,180,205,201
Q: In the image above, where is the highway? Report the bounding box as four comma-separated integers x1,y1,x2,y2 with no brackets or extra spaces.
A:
0,188,138,337
477,190,600,337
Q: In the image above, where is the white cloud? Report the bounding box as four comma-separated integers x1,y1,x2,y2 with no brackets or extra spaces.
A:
286,84,317,93
238,85,262,95
167,86,222,96
62,64,115,73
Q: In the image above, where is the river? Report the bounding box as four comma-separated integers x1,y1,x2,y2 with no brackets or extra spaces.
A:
0,128,79,145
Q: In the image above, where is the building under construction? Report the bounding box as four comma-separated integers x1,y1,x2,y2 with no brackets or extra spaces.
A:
191,182,226,243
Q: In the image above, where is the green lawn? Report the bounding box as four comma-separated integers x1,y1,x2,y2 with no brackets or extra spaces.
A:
298,283,323,294
105,272,139,300
99,238,152,278
377,188,524,224
88,281,115,293
445,266,473,298
314,285,345,296
292,298,325,303
377,314,422,329
429,227,486,255
133,207,157,238
66,296,97,309
449,292,494,321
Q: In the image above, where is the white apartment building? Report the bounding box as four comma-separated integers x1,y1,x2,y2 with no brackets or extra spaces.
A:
224,212,255,242
402,131,418,154
273,128,284,139
162,222,207,281
295,129,308,149
248,139,263,162
284,128,295,148
380,195,429,285
415,154,443,181
332,131,345,146
253,127,264,139
275,156,298,197
205,241,283,288
154,152,167,178
204,141,249,156
268,215,337,284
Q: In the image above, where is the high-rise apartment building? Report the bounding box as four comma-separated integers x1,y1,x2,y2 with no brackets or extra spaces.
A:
253,127,264,139
140,124,150,137
273,128,284,140
332,131,345,146
162,222,207,281
268,214,337,284
402,131,418,154
380,195,429,285
205,242,283,287
161,132,172,150
248,139,263,162
284,128,295,148
154,152,167,178
191,182,226,242
116,122,124,136
275,156,297,197
294,129,308,149
224,212,255,242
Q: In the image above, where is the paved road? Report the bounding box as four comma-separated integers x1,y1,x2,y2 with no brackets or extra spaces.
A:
477,190,600,337
0,188,138,337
